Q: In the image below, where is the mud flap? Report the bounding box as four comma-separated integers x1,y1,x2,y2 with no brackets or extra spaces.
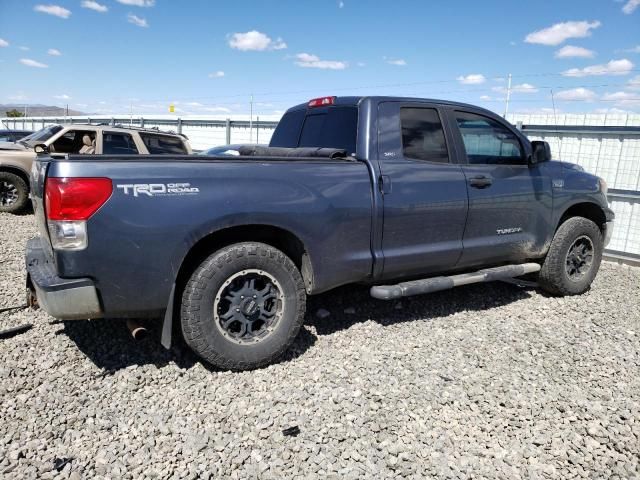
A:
161,284,175,350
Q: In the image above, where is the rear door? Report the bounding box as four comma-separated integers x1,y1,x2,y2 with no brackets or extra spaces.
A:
377,102,468,279
445,108,553,267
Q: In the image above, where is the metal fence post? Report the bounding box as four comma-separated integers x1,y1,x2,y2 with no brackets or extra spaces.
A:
177,118,182,134
226,118,231,145
140,117,145,128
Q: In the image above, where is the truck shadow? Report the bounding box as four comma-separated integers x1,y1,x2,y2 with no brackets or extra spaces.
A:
305,281,535,336
60,281,534,372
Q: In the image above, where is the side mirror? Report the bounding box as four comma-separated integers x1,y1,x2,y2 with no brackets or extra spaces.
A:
34,144,49,154
530,140,551,164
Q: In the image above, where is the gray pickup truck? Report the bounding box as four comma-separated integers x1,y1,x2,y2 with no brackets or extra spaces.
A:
26,96,614,370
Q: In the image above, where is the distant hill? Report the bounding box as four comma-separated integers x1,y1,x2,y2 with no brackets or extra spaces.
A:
1,104,86,117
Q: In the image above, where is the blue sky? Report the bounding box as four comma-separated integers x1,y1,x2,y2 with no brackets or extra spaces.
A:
0,0,639,117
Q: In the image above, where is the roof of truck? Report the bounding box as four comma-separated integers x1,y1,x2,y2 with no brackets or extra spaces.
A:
286,96,499,117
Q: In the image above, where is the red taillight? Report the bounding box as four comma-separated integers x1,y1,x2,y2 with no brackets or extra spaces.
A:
308,96,335,108
45,177,113,220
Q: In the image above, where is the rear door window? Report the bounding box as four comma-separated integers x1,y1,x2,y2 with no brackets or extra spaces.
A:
139,133,187,154
103,132,139,154
400,107,449,163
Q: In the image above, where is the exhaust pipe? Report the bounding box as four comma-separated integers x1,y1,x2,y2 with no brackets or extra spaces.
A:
126,319,147,340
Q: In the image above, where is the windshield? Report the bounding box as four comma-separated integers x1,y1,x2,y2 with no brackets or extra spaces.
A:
20,125,63,145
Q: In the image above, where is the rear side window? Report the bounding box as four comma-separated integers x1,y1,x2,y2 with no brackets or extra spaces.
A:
455,111,524,165
139,133,187,154
103,132,139,154
400,108,449,163
270,106,358,155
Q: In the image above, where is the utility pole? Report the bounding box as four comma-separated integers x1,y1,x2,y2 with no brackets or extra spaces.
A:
249,94,254,143
503,73,512,118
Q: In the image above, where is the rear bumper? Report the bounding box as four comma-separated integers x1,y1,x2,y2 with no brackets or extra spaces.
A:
25,237,103,320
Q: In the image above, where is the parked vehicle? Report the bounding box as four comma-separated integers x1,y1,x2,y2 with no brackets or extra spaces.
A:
0,124,191,213
0,129,33,143
26,96,613,370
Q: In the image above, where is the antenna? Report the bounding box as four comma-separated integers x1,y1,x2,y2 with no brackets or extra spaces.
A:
550,89,562,160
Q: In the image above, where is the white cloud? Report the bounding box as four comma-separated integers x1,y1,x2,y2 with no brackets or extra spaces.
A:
480,95,492,100
627,75,640,90
338,1,344,7
81,1,108,13
493,83,538,94
8,93,27,101
562,58,634,77
356,62,366,67
186,102,203,107
75,103,88,108
34,4,72,19
54,94,71,100
294,53,347,70
624,45,640,53
0,39,9,48
116,0,155,6
554,88,597,101
386,58,407,66
127,13,148,27
524,20,600,46
19,46,29,51
47,48,62,56
208,71,225,78
622,0,640,14
457,74,486,85
555,45,595,58
19,58,48,68
201,106,232,113
602,91,640,106
228,31,286,51
512,83,539,93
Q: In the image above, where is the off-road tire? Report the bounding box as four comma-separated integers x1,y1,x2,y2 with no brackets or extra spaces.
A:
181,242,306,370
538,217,603,296
0,172,29,214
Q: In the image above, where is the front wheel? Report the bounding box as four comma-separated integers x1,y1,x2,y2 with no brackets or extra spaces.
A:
180,242,306,370
0,172,29,214
538,217,603,296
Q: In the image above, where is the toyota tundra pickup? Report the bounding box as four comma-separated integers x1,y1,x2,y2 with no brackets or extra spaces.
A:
25,96,614,370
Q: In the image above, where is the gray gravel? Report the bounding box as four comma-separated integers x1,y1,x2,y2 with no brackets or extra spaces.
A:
1,211,639,479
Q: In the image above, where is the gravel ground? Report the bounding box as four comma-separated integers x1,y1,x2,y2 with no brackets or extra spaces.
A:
1,212,639,479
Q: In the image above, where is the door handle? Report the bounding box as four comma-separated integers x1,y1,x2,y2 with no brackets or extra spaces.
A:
469,176,493,188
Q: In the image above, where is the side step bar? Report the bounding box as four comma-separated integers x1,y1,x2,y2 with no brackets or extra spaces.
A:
370,263,541,300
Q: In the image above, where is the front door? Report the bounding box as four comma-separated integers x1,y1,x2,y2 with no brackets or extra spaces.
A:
446,109,554,267
378,102,468,279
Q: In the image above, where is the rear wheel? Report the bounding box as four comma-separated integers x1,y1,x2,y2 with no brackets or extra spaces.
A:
180,242,306,370
538,217,603,296
0,172,29,214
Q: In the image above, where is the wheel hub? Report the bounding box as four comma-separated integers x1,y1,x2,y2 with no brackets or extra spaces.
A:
565,235,594,280
0,181,18,207
213,269,283,344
